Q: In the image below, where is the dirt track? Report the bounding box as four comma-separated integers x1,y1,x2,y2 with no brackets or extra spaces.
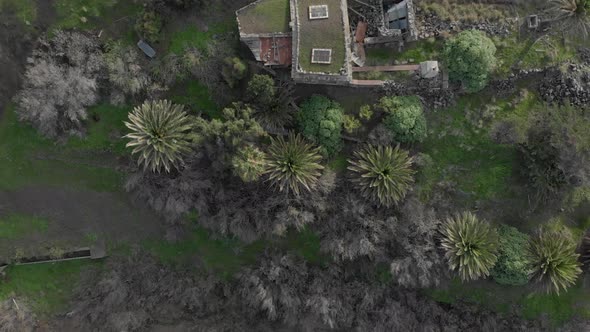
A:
0,16,32,118
0,186,165,260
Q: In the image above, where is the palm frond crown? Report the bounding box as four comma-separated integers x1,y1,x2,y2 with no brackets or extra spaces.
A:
526,228,582,294
440,212,499,281
347,144,414,207
265,133,324,195
124,99,193,173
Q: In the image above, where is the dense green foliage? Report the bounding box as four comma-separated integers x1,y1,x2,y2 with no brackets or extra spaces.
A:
247,74,275,106
192,103,265,159
343,115,361,134
297,95,344,157
222,57,247,88
135,9,163,43
348,144,415,207
514,103,590,202
526,228,582,294
0,260,99,314
440,212,499,281
232,145,267,182
443,30,497,92
265,133,324,195
491,224,530,286
246,75,295,130
518,125,568,201
380,96,427,143
124,100,193,173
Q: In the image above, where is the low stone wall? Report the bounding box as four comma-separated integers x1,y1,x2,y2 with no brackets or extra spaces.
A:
415,6,516,38
292,71,351,85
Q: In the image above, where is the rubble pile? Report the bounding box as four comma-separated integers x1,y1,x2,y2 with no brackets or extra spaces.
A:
538,64,590,107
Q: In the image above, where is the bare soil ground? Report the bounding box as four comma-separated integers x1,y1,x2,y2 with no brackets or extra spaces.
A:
0,186,165,261
0,14,32,118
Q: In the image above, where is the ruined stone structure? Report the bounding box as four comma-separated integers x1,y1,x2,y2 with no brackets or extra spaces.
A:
236,0,422,86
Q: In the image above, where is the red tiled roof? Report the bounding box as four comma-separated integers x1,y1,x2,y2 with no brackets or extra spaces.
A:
355,21,368,43
258,36,292,66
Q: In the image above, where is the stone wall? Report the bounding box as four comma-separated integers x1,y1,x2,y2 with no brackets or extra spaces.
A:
538,64,590,107
405,0,418,41
414,5,516,39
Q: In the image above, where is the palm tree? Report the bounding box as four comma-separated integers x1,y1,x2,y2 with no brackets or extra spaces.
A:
548,0,590,38
232,145,267,182
124,100,193,173
347,144,414,207
265,133,324,195
526,228,582,294
440,212,499,281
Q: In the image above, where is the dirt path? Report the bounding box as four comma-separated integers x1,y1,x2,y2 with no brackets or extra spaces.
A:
0,186,165,260
0,14,34,118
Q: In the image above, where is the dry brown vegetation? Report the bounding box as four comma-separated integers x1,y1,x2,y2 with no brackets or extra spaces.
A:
417,0,512,23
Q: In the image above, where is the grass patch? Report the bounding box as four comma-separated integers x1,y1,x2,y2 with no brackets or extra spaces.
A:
167,23,231,55
283,227,328,265
53,0,141,33
146,215,327,277
0,260,101,315
366,38,441,66
0,105,123,192
297,0,346,74
170,80,220,118
144,225,266,280
66,104,129,155
237,0,290,34
54,0,118,29
418,0,509,23
354,70,412,82
426,278,590,327
418,96,516,201
0,0,36,24
328,153,348,173
0,214,49,239
494,34,577,78
521,283,590,325
146,226,327,277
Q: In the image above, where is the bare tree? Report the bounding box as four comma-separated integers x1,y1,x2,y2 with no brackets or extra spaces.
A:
16,59,98,137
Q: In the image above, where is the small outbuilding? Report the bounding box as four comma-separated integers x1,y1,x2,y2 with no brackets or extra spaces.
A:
137,40,156,58
419,61,439,79
527,15,539,29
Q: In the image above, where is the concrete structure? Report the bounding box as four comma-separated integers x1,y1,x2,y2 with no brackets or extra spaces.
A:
236,0,421,86
419,61,439,79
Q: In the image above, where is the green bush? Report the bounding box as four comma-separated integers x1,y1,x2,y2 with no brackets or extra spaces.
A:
359,105,373,121
343,115,361,134
247,74,275,106
380,96,427,143
135,9,163,43
443,29,497,92
222,57,247,88
491,224,530,286
297,95,344,157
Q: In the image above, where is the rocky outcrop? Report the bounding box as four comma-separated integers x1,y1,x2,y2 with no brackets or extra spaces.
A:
579,47,590,65
538,64,590,107
415,7,515,39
